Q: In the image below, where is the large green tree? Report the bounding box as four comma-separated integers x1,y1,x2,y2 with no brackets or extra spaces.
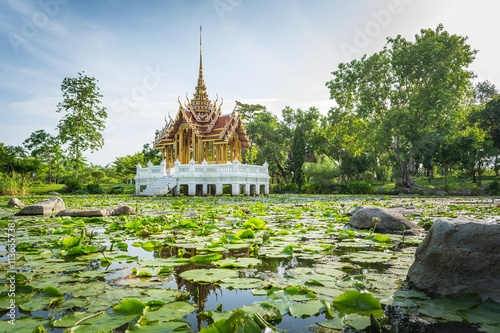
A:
326,25,476,189
241,106,287,184
23,130,59,184
114,153,146,183
281,107,321,186
57,72,107,179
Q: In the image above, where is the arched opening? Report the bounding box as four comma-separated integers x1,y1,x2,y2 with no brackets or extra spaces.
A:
196,184,203,196
207,184,216,196
250,184,256,196
179,185,188,196
259,184,265,195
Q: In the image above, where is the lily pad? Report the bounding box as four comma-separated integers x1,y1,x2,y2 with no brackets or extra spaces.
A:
180,269,238,284
144,301,196,321
289,299,327,317
215,257,261,268
332,290,383,316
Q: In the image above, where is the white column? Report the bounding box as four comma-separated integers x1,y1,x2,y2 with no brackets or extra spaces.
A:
244,183,250,196
255,184,261,196
231,183,240,196
202,184,208,196
216,183,223,195
188,183,196,196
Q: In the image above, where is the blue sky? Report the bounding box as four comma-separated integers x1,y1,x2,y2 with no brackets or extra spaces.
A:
1,0,499,165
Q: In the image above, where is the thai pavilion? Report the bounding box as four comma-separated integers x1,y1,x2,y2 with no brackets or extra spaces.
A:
135,29,270,196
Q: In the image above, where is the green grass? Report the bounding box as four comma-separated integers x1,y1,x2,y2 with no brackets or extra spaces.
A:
27,183,136,195
29,183,67,194
371,175,500,193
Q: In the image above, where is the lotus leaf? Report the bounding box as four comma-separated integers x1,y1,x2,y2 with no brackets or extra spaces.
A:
332,290,383,316
143,301,196,321
189,253,223,263
219,277,265,289
180,269,238,283
459,299,500,324
235,229,255,239
127,320,191,332
114,298,146,314
199,309,261,333
215,257,261,268
0,317,51,333
243,217,266,230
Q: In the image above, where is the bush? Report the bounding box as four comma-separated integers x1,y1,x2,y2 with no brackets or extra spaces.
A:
87,183,104,194
363,171,375,183
346,181,372,194
486,181,500,195
302,182,323,194
109,186,125,194
280,183,299,192
64,177,84,193
0,174,31,195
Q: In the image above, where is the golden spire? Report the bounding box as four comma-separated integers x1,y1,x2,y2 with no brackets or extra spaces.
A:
192,26,210,113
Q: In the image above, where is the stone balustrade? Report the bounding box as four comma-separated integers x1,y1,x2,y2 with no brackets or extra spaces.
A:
135,158,270,196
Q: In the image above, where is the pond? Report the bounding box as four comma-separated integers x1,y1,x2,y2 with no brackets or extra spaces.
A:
0,194,499,332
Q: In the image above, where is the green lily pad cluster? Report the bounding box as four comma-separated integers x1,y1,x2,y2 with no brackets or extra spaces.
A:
1,194,499,332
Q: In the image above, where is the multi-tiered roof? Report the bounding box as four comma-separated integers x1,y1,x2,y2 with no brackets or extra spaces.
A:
153,29,250,159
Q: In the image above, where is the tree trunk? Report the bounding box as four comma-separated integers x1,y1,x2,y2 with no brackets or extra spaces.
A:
75,145,79,180
46,150,52,185
444,164,448,191
57,161,60,184
390,148,417,190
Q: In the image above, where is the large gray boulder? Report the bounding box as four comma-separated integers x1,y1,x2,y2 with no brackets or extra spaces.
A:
349,205,422,217
8,197,24,208
56,205,135,217
348,206,423,234
407,218,500,302
15,197,65,216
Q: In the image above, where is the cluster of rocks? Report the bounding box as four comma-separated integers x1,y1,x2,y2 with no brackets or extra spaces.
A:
9,197,135,217
346,206,500,303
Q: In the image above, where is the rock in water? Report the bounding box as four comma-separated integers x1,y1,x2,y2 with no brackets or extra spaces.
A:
15,197,65,216
348,206,423,234
57,205,136,217
57,209,108,217
8,197,25,208
105,205,135,216
407,218,500,302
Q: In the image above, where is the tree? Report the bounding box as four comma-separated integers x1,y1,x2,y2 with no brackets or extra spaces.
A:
290,126,306,187
235,101,267,123
0,144,40,179
23,130,59,184
474,80,498,105
114,153,146,183
280,107,321,186
91,170,106,183
244,109,287,184
326,24,476,189
142,142,161,164
57,72,107,179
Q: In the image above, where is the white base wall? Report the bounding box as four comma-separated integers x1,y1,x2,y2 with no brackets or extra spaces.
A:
134,158,270,197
